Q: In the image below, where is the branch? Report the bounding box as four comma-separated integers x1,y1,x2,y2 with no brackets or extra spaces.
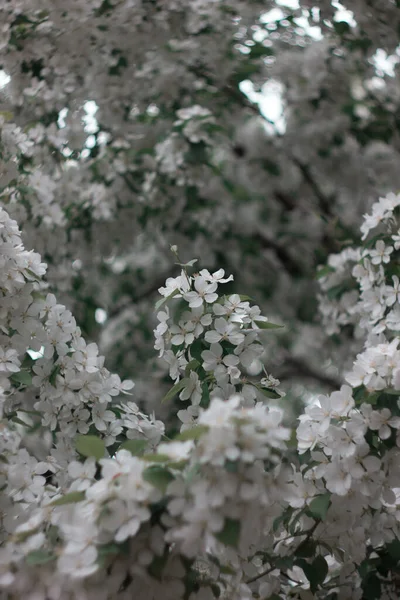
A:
107,268,178,319
277,356,342,391
253,231,307,277
289,155,335,218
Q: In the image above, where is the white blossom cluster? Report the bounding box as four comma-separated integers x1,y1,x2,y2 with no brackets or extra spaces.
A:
2,194,400,597
2,0,400,398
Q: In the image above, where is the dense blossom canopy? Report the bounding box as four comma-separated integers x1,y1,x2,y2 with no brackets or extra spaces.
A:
2,0,400,598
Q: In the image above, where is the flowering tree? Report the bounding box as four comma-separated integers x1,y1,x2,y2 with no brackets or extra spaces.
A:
2,0,400,598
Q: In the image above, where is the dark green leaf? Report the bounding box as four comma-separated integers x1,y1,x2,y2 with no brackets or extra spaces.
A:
307,493,331,521
387,539,400,561
296,539,317,558
200,380,210,408
189,339,205,363
10,370,32,386
254,320,284,329
49,364,61,387
215,518,241,548
362,573,381,600
316,265,335,279
333,21,351,35
98,543,122,557
258,387,281,399
185,359,200,376
76,435,105,461
119,439,148,455
161,378,188,405
296,555,328,593
143,465,174,493
382,389,400,396
155,289,180,312
148,551,169,580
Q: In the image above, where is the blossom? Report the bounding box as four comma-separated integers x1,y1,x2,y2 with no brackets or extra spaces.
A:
58,546,98,579
384,275,400,306
183,275,218,308
204,317,245,345
0,348,20,373
367,240,393,265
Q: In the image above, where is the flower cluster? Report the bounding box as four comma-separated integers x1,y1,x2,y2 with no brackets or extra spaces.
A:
154,260,285,430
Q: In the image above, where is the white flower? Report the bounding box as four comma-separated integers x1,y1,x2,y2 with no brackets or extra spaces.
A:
392,229,400,250
92,404,115,431
58,546,98,578
0,348,20,373
179,371,202,405
68,458,97,490
170,320,196,346
199,268,233,284
158,272,191,297
324,459,352,495
157,440,194,461
201,343,224,371
204,317,244,346
183,275,218,308
368,240,393,265
384,275,400,307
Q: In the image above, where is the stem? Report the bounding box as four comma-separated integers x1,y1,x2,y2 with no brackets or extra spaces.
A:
245,565,276,585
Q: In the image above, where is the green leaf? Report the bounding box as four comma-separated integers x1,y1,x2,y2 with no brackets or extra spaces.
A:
174,425,209,441
50,491,86,506
119,439,148,455
225,460,239,473
189,339,205,363
155,289,180,312
250,42,274,59
254,320,284,330
307,493,331,521
200,380,210,408
387,539,400,561
326,282,353,300
364,392,380,405
142,465,174,493
98,542,123,558
26,550,56,566
262,158,281,176
382,389,400,396
296,539,317,558
296,556,328,593
215,518,241,548
11,416,30,427
258,386,281,399
312,555,329,588
185,359,200,376
316,265,335,279
148,551,169,580
141,453,171,463
24,268,40,281
10,370,32,387
333,20,351,35
161,378,188,404
362,573,381,600
49,364,61,387
75,435,105,461
219,565,236,575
